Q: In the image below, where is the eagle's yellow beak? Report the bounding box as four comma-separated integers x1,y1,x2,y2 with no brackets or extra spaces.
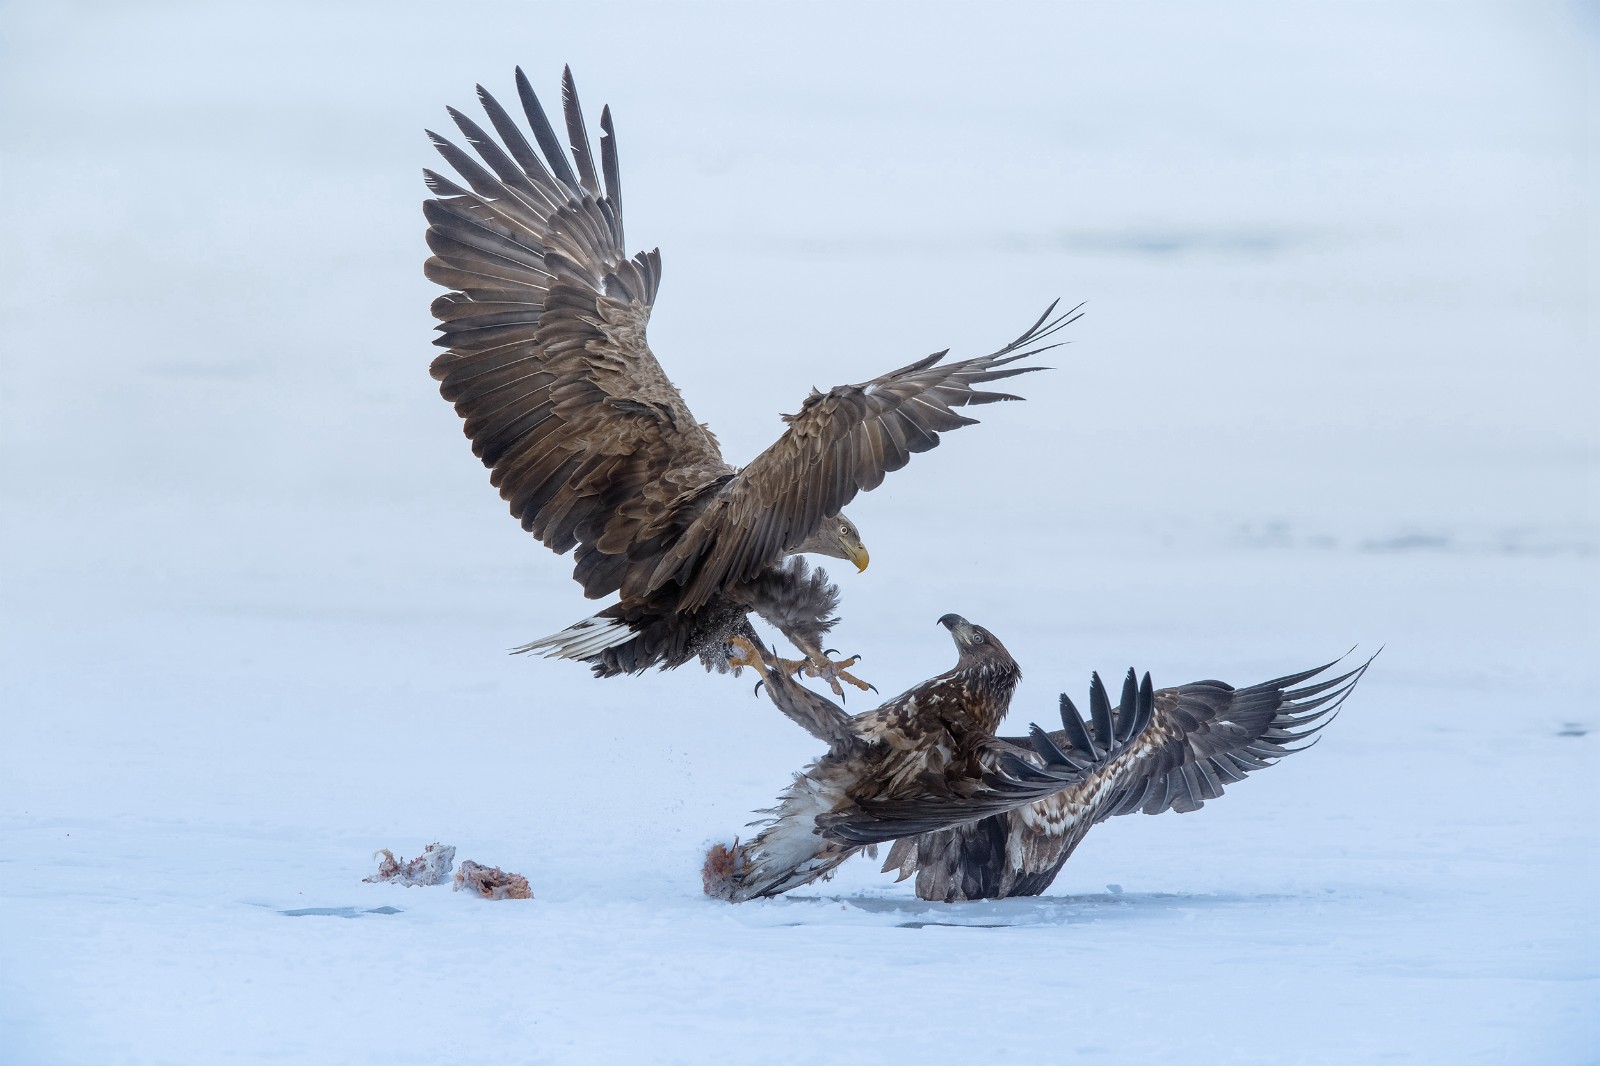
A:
846,540,870,573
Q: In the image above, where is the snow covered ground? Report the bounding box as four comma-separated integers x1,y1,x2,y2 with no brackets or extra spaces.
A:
3,2,1595,1063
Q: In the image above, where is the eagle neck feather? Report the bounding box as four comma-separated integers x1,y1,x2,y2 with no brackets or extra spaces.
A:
965,659,1021,735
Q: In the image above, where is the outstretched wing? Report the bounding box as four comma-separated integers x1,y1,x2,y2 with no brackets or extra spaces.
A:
885,652,1376,900
1082,652,1374,819
642,302,1083,609
424,67,730,599
821,671,1155,846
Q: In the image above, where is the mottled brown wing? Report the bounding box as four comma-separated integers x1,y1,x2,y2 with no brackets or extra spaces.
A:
821,671,1152,847
1083,653,1374,819
884,653,1375,900
424,67,730,599
642,302,1082,609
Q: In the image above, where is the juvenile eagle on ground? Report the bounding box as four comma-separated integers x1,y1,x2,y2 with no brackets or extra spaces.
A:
703,619,1372,902
703,614,1038,901
423,68,1079,689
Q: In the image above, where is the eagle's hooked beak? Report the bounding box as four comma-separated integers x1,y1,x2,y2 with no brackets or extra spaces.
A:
938,614,984,651
790,517,869,571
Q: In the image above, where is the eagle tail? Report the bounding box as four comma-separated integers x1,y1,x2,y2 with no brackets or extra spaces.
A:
512,614,636,660
706,775,858,902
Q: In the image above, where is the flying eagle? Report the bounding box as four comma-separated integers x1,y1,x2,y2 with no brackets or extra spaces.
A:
872,653,1374,900
703,619,1372,902
422,68,1078,689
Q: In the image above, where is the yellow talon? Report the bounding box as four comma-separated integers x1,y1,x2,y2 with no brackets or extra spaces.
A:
802,652,874,698
730,637,874,698
725,635,767,673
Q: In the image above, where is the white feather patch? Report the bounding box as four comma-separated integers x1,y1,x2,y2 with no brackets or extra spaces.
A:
513,616,635,659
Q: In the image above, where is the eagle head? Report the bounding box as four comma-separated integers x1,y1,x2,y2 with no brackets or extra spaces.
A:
791,513,870,572
935,614,1021,732
937,614,1018,671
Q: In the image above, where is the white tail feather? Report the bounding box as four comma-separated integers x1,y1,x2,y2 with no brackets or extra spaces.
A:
724,774,857,901
512,616,636,659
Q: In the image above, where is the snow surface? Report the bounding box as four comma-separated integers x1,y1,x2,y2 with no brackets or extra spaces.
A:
2,2,1595,1063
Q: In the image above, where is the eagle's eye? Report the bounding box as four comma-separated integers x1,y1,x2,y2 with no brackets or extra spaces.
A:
971,631,986,644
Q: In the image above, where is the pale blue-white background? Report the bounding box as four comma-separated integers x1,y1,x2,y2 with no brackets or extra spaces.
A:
3,3,1594,1063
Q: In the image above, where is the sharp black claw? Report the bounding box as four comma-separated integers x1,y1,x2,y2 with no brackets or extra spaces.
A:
866,682,879,695
753,679,765,697
823,648,839,657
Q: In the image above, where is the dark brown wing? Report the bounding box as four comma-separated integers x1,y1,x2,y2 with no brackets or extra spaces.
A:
424,67,730,599
640,302,1083,610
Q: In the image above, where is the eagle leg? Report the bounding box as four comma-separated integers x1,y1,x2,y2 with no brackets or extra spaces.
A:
725,634,815,691
724,634,767,674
